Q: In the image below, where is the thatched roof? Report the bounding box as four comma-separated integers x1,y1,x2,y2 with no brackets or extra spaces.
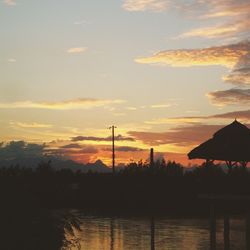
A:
188,120,250,162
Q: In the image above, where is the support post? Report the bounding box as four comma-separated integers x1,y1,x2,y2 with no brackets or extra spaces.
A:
110,218,114,250
224,214,230,250
150,217,155,250
210,203,216,250
246,211,250,250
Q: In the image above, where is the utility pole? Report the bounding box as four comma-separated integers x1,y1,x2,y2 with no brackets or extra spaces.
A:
150,148,154,168
109,125,116,174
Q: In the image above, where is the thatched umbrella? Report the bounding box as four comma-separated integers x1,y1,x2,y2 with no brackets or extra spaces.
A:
188,120,250,168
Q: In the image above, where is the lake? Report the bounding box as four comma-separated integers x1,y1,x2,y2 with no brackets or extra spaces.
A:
66,213,247,250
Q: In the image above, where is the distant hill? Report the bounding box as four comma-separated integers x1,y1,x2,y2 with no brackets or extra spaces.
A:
0,157,112,173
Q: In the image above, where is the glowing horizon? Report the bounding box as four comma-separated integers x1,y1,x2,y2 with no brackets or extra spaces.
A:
0,0,249,167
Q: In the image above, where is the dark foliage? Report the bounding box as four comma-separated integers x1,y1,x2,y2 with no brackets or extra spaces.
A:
1,159,250,249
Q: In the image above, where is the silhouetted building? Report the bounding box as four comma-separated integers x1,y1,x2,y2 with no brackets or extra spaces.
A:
188,120,250,168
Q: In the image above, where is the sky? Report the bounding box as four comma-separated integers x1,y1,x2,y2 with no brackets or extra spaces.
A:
0,0,249,166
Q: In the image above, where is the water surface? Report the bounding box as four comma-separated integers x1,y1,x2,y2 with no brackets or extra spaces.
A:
68,214,247,249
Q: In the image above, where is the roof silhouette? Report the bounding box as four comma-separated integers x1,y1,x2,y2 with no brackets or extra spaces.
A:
188,120,250,162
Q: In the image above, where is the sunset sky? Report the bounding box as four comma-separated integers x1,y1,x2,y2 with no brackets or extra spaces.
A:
0,0,249,166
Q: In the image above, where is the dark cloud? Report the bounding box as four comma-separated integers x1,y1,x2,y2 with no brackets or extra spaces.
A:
211,110,250,120
116,146,145,152
207,88,250,106
147,109,250,126
129,125,229,147
71,134,135,142
129,122,250,147
77,147,99,154
0,141,45,161
0,141,100,166
46,146,98,155
103,146,145,152
224,52,250,86
60,143,82,149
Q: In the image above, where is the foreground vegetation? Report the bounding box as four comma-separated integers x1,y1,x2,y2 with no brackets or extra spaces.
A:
1,160,250,213
1,159,250,249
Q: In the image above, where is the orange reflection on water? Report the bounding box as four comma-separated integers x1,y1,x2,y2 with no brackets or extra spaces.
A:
66,215,246,250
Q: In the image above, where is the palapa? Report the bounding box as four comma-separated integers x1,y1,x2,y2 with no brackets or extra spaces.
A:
188,120,250,167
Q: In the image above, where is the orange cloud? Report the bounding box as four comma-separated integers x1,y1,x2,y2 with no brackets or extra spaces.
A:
10,121,53,129
178,23,245,39
71,134,135,142
178,15,250,40
136,42,249,68
177,0,250,39
67,47,88,54
203,0,250,17
0,98,125,110
122,0,168,12
123,0,250,40
150,103,172,108
3,0,16,6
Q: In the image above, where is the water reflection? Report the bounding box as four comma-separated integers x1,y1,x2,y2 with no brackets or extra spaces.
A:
110,218,114,250
151,217,155,250
71,214,246,250
0,208,246,250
